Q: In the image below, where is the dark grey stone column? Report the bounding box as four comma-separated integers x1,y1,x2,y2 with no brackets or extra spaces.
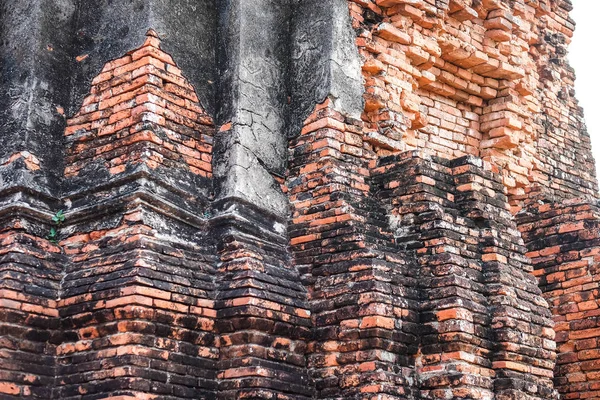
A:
214,0,294,217
0,0,76,195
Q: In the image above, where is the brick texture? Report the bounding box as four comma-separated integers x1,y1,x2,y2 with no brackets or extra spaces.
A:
288,99,556,399
349,0,597,212
64,30,213,179
519,200,600,399
0,1,599,399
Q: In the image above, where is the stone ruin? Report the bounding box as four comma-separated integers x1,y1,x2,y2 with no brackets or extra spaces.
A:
0,0,599,399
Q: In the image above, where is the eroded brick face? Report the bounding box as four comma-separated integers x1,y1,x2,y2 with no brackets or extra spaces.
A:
0,1,598,399
349,0,597,212
288,99,556,399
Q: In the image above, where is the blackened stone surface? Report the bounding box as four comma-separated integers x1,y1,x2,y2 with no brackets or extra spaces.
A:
289,0,364,137
71,0,217,115
0,0,76,191
213,0,293,217
214,0,365,217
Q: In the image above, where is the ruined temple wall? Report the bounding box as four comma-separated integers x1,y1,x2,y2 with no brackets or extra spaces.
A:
285,1,596,398
333,7,600,396
287,96,558,398
0,0,597,399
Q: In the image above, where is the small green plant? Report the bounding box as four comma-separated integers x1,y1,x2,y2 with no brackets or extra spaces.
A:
46,210,66,244
52,210,66,224
46,227,59,243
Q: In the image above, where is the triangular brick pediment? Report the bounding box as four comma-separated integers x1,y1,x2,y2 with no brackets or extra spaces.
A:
65,30,213,179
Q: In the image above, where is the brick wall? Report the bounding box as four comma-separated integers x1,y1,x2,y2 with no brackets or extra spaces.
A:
286,98,557,398
0,219,63,398
0,1,598,399
348,0,598,212
64,30,213,180
519,200,600,399
287,99,421,397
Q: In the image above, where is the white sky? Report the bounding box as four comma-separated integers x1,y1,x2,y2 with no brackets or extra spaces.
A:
570,0,600,180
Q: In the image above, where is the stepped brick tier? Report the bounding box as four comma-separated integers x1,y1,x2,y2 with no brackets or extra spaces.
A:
0,0,597,399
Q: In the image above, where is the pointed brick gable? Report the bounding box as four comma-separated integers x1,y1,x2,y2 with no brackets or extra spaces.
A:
64,30,213,179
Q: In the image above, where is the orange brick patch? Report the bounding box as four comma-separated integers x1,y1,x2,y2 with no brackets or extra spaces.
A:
64,29,214,179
